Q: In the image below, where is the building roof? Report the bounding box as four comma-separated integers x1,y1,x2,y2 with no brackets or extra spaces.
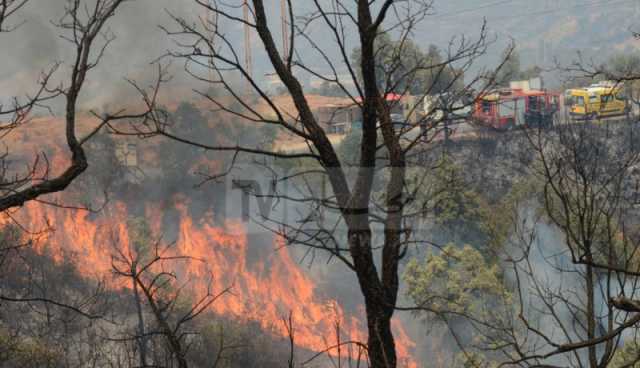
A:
480,88,559,101
355,93,404,103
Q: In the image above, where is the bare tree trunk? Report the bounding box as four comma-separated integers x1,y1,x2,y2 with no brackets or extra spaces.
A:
585,257,597,367
365,302,396,368
132,272,148,367
139,277,189,368
157,1,492,366
348,229,397,368
248,2,402,364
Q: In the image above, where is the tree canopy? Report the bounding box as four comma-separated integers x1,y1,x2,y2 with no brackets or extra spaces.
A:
351,33,463,96
495,49,542,86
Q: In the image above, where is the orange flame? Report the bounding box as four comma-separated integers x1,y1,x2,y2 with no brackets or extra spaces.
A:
4,117,417,366
5,199,417,366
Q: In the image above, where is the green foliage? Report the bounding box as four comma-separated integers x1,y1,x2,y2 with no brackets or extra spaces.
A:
404,244,512,368
404,244,511,318
351,34,462,95
405,156,490,247
606,52,640,102
310,81,347,97
481,177,540,252
536,139,627,271
403,157,540,256
611,338,640,367
495,49,542,86
428,157,485,227
608,52,640,78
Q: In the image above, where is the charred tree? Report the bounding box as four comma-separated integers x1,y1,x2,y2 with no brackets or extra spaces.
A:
0,0,161,213
114,1,508,366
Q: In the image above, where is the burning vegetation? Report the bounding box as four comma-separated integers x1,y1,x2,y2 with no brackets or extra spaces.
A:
6,1,640,368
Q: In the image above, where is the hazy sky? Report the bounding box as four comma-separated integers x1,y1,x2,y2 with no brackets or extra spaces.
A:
1,0,638,109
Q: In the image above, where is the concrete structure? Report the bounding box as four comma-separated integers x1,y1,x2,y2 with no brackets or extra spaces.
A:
313,102,360,134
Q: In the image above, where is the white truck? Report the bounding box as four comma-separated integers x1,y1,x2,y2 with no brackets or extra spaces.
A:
422,92,472,122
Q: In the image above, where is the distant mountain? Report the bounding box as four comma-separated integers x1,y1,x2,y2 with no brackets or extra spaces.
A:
426,0,640,65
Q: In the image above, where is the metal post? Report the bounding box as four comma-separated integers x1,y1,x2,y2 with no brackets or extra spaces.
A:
443,114,450,156
243,1,253,94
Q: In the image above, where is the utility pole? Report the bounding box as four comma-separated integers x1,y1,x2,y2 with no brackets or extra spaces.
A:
207,0,217,84
280,0,289,58
243,0,253,93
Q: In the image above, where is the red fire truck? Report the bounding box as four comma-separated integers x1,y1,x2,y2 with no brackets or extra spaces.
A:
472,88,560,130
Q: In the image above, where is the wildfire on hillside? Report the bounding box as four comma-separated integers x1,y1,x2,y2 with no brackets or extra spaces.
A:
4,197,417,366
0,110,419,366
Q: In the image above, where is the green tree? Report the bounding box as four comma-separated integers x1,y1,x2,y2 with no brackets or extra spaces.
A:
495,49,542,86
403,244,511,367
162,1,500,365
351,33,462,95
421,157,488,246
607,52,640,78
611,338,640,367
404,244,511,320
310,81,348,97
606,52,640,108
392,156,492,249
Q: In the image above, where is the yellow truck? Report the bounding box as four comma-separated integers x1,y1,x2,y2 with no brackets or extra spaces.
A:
565,82,629,120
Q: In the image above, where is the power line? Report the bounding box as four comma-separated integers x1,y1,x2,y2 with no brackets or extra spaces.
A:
432,0,634,22
436,0,515,18
243,0,252,91
490,0,635,21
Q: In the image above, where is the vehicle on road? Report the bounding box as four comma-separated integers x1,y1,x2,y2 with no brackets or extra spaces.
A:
565,81,629,120
472,88,560,130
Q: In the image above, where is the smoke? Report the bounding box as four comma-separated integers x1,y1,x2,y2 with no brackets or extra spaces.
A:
0,0,209,112
500,200,637,366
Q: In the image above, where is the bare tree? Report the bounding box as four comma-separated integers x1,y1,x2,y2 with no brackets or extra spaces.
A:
511,122,640,367
0,224,114,368
0,1,164,364
0,0,27,32
403,123,640,367
108,1,509,366
111,225,230,368
0,0,161,212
